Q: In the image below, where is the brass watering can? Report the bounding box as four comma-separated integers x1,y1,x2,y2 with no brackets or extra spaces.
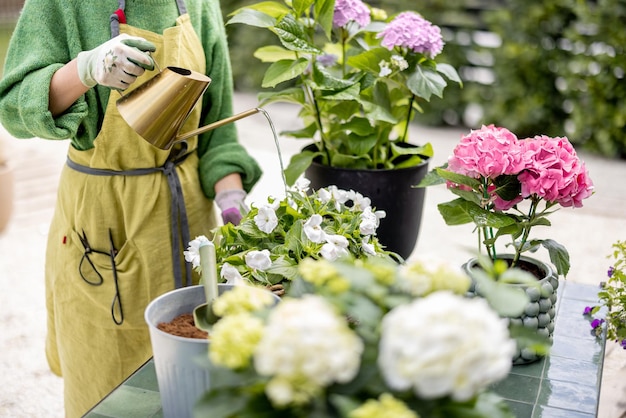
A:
117,66,260,150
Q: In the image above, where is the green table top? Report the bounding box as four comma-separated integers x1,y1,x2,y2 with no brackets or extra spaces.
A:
85,281,606,418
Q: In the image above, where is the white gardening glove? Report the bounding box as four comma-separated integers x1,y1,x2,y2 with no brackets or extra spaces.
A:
76,34,156,90
215,189,248,226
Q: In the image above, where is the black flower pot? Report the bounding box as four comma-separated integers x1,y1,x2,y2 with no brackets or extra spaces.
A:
304,144,430,259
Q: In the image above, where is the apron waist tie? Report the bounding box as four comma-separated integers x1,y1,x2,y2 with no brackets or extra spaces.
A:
66,149,193,289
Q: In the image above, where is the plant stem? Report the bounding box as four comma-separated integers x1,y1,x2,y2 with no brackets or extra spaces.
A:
400,94,415,143
480,177,497,260
512,196,539,268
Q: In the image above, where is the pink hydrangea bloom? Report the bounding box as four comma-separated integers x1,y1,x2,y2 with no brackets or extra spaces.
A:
333,0,371,28
518,136,594,207
447,125,524,179
377,12,443,58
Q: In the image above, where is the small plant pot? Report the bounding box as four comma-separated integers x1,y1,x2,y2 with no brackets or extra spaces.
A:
463,255,559,365
145,284,280,418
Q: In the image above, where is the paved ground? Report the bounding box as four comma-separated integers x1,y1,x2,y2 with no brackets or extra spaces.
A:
1,92,625,417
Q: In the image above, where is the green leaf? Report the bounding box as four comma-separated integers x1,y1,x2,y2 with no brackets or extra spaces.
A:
347,47,392,74
438,199,515,228
311,64,358,91
226,8,277,28
228,1,290,19
493,175,521,201
262,58,309,88
258,87,306,106
407,66,447,101
416,166,447,187
342,117,373,136
435,168,481,190
541,239,570,277
315,0,336,39
253,45,297,62
390,142,433,158
473,274,529,317
437,62,463,85
284,150,319,185
274,14,321,54
345,132,378,156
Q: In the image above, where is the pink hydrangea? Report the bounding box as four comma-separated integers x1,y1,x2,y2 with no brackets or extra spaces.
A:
518,136,594,207
447,125,524,179
377,12,443,58
333,0,371,28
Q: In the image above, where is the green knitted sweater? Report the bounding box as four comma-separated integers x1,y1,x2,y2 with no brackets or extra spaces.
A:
0,0,261,198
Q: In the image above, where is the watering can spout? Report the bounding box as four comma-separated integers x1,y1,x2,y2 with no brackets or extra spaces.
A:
117,66,261,150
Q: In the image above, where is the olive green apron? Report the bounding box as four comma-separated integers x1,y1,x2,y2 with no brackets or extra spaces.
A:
44,2,217,416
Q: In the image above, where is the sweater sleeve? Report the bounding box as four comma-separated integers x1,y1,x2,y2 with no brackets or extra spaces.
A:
194,0,262,199
0,0,92,141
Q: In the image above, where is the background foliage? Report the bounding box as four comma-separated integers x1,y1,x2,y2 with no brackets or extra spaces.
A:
1,2,623,157
222,0,626,159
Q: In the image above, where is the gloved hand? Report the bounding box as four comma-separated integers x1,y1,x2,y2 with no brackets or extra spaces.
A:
215,189,248,226
76,34,156,89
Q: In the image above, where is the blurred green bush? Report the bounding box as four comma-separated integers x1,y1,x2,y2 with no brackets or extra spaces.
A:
223,0,626,159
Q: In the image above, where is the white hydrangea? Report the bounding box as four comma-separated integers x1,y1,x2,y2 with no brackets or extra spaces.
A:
378,291,514,402
254,295,364,407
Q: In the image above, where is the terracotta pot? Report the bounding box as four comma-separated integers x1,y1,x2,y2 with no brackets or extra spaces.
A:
463,254,559,365
0,162,15,233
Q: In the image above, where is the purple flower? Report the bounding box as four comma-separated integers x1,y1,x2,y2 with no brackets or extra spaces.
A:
583,306,593,316
608,266,615,277
377,12,444,58
333,0,371,28
621,339,626,349
317,53,338,67
590,318,605,329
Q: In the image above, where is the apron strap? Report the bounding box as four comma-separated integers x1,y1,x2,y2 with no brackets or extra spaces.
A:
66,149,194,290
110,0,188,38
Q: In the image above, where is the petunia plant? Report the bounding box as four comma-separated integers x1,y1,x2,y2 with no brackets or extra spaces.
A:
419,124,594,278
195,256,517,417
185,178,394,293
584,240,626,349
227,0,461,184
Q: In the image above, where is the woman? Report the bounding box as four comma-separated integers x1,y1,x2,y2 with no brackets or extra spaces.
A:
0,0,262,416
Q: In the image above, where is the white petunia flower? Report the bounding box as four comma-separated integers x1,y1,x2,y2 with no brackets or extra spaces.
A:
183,235,211,269
327,185,350,211
362,237,377,255
294,177,311,192
378,292,514,402
320,234,349,261
254,295,364,407
304,214,326,243
359,206,380,236
317,187,332,204
220,262,246,285
245,249,272,271
254,204,279,234
351,191,371,212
